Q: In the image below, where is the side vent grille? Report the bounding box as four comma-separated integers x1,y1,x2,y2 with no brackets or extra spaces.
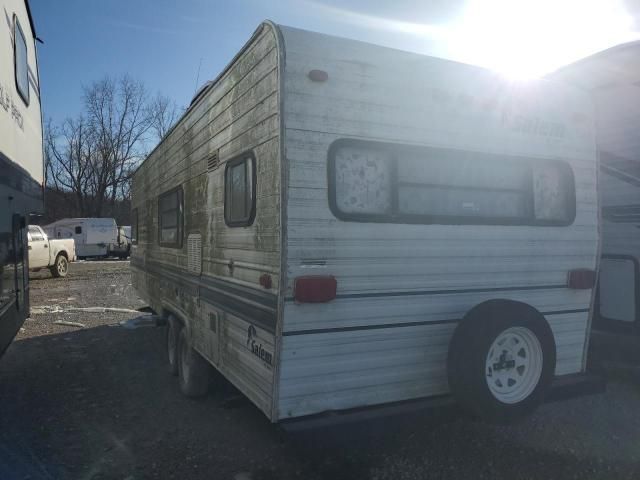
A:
207,151,219,171
187,233,202,275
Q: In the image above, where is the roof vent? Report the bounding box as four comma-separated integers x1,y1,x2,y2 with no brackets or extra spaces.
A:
207,151,219,171
190,80,213,107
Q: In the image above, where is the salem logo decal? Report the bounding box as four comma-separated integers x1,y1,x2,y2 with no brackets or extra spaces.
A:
246,325,273,366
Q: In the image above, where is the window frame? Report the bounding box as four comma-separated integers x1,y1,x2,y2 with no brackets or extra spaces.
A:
327,138,576,227
224,152,257,227
28,226,44,241
157,186,184,248
131,208,138,245
13,16,29,106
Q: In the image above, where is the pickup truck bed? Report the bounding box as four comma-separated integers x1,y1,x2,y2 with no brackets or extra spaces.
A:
28,225,76,277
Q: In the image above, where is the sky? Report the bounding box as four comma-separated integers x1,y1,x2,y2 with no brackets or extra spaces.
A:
30,0,640,124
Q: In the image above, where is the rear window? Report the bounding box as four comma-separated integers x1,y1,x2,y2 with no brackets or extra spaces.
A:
329,139,575,226
28,226,44,241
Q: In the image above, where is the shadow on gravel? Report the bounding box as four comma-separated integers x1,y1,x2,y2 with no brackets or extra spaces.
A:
0,324,638,480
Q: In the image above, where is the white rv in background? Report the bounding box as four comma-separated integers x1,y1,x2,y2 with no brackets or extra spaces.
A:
44,218,117,258
596,164,640,330
0,0,43,355
551,42,640,335
131,22,599,424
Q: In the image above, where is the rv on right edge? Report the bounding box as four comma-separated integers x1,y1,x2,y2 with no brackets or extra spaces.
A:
131,22,599,425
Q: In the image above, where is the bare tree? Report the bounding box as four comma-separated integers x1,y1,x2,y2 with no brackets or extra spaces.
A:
84,75,152,212
45,116,96,215
149,92,180,140
45,74,178,218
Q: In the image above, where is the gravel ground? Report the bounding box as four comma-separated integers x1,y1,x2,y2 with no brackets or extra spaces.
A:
1,261,640,479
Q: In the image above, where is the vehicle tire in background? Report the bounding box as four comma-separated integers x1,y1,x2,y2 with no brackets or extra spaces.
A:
166,315,181,376
50,254,68,278
177,328,211,398
447,299,556,424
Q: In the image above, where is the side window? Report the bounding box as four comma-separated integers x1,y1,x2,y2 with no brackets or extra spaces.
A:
158,187,183,247
329,139,575,226
131,209,138,245
28,226,44,241
14,17,29,105
224,153,256,227
75,226,82,234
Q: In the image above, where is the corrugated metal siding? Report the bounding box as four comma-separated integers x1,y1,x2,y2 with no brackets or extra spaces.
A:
277,312,588,418
131,23,281,420
277,26,598,419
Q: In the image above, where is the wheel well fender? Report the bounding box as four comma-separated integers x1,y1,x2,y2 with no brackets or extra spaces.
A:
163,309,192,336
463,299,545,324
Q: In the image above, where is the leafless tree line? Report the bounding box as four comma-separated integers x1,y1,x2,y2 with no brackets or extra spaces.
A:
45,75,180,217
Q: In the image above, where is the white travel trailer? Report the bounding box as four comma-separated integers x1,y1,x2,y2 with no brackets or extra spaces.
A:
552,42,640,333
0,0,43,356
131,22,599,424
44,217,117,258
598,164,640,329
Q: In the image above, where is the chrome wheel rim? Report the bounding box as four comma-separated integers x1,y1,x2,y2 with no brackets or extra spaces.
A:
485,326,543,404
57,257,67,275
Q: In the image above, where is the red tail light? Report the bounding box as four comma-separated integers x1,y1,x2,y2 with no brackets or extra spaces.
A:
294,276,337,303
567,269,596,289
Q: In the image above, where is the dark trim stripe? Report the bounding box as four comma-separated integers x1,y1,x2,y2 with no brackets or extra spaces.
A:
282,308,590,336
130,256,278,333
543,308,591,316
285,284,569,302
0,151,43,205
601,163,640,188
283,318,459,336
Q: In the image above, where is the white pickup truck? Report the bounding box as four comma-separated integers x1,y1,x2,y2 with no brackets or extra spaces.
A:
28,225,76,278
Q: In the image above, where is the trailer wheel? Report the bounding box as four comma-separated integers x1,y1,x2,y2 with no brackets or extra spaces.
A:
166,315,181,376
50,254,68,278
177,328,211,397
447,300,556,424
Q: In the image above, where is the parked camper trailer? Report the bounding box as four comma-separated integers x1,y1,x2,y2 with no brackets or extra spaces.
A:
131,22,599,424
551,42,640,334
0,0,43,355
44,218,117,258
597,164,640,330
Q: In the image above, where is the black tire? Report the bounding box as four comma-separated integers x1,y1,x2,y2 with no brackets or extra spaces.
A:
447,300,556,424
166,316,181,376
177,328,211,397
50,254,68,278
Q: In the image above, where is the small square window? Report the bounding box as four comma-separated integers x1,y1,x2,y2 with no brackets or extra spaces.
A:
75,226,82,234
14,17,29,105
158,187,183,247
224,154,256,227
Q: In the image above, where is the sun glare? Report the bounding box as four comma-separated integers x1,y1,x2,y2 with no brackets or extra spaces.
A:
302,0,639,80
446,0,638,80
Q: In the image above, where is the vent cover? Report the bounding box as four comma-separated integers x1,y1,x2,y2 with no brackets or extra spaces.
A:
187,233,202,275
207,151,219,171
